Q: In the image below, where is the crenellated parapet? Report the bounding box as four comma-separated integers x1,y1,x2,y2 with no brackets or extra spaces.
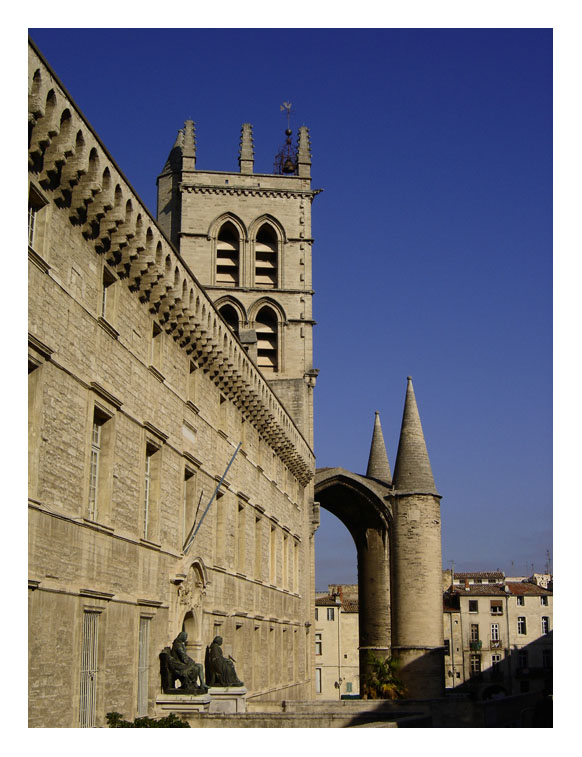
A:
28,40,314,486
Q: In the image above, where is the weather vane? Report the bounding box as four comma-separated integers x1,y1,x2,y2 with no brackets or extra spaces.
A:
280,101,293,131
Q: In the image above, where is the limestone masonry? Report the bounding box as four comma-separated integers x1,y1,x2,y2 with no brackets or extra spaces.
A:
28,37,446,727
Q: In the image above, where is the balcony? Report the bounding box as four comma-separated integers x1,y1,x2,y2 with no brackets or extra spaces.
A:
489,639,502,650
469,640,482,651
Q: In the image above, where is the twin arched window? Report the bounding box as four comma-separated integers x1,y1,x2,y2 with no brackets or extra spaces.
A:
215,221,278,288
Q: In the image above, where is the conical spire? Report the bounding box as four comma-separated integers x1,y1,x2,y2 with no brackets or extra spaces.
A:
160,121,196,174
392,377,438,494
366,411,392,484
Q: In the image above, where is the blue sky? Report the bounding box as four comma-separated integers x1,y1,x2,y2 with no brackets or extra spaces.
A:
28,27,553,589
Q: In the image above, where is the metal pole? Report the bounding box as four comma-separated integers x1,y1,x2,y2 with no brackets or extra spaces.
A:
184,442,241,554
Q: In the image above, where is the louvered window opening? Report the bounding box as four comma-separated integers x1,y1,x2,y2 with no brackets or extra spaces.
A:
255,225,277,288
216,224,239,286
79,611,99,727
256,307,278,371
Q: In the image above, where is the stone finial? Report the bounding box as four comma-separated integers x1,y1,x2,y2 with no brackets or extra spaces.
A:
392,377,438,494
365,411,392,484
182,120,196,170
297,126,311,178
239,123,254,174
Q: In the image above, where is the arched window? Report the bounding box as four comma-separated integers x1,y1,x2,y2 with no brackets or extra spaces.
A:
216,221,239,286
219,304,239,335
255,224,277,288
256,306,278,372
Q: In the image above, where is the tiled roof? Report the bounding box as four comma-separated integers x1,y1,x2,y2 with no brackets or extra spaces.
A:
449,584,507,596
506,582,553,596
315,596,340,606
454,571,505,580
342,600,359,613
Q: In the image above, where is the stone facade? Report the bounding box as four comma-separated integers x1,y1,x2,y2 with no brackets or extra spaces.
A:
314,587,360,699
28,39,317,727
443,577,553,698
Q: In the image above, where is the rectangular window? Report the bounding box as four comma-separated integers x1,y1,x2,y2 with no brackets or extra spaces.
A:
236,503,246,574
541,616,550,634
315,667,322,694
491,653,501,665
254,516,262,580
315,633,322,656
182,468,196,549
143,441,160,541
517,616,527,635
490,600,503,615
542,649,552,669
470,623,479,642
490,623,500,641
151,322,163,370
314,608,318,621
282,533,289,588
137,617,150,716
470,654,481,675
79,611,99,728
518,650,528,669
346,682,353,693
28,183,48,252
269,525,277,584
101,266,117,323
327,607,335,621
540,596,548,606
88,406,113,522
88,419,102,521
187,360,198,405
517,595,525,606
468,600,478,613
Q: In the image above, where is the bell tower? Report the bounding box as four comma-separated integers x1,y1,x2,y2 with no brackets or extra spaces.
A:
156,115,320,445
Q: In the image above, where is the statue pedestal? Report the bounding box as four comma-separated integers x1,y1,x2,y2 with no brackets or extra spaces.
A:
155,692,211,715
207,686,247,713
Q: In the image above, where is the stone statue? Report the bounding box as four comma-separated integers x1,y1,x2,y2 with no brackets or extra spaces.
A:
205,635,244,687
159,632,208,694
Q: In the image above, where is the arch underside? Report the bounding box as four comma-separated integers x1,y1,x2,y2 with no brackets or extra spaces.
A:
315,467,393,684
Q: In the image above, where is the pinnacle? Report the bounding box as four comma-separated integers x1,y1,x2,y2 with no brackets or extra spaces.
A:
392,377,438,494
366,411,392,485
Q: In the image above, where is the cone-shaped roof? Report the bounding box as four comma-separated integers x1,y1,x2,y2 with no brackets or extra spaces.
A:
365,411,392,484
392,377,438,494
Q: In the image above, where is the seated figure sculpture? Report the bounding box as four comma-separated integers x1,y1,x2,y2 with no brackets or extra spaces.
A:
160,631,207,694
205,636,244,687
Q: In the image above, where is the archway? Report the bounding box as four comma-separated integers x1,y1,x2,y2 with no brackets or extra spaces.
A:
315,467,393,684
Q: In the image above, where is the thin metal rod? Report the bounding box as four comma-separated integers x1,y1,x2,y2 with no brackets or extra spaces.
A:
184,442,241,554
183,489,204,552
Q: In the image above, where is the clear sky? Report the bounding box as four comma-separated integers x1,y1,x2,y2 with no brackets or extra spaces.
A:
28,27,553,589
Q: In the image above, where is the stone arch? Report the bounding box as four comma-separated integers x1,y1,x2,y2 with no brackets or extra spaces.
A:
209,213,247,287
249,298,286,374
215,295,247,335
314,467,393,684
177,559,208,658
249,215,286,288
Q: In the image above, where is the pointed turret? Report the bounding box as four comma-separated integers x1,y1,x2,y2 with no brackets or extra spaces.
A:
392,376,438,494
239,123,254,174
182,120,196,170
365,411,392,484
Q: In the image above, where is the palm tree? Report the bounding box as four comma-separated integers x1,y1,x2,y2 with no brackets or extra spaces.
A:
361,652,405,700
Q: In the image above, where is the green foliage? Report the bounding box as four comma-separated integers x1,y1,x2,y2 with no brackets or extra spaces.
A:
360,652,405,700
106,711,190,728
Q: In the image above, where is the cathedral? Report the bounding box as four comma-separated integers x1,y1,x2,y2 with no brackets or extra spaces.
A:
28,37,444,727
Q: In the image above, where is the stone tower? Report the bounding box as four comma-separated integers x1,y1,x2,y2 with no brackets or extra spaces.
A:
389,377,444,698
157,120,319,446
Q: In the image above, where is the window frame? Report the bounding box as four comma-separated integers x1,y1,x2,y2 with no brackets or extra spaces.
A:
517,616,527,636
